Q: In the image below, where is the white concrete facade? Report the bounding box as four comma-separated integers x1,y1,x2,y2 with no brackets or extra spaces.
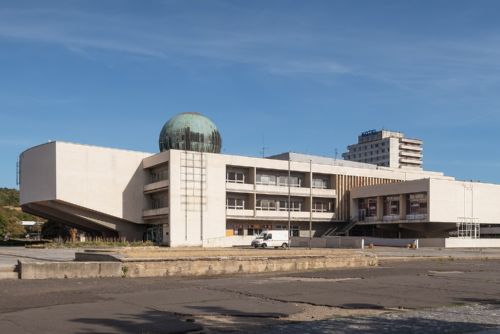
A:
20,140,500,246
20,142,152,239
350,178,500,237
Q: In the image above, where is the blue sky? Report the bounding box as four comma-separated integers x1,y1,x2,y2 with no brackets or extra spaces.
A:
1,0,500,188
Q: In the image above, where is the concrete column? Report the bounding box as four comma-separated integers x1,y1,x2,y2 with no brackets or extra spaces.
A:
399,194,407,220
251,167,256,187
253,193,257,217
377,196,384,221
304,171,311,188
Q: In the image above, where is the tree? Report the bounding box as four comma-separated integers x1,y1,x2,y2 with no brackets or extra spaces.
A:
0,188,20,206
0,214,26,238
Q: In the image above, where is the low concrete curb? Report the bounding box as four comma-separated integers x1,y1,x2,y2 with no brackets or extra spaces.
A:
19,261,123,279
121,254,378,278
18,253,378,279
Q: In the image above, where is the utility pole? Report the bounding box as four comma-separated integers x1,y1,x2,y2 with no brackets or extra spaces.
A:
287,158,291,248
309,159,312,250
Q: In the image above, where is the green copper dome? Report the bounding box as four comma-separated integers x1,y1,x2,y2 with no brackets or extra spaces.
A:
159,112,222,153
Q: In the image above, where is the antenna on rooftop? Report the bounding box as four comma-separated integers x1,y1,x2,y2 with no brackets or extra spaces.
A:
260,134,268,157
260,145,269,158
334,148,338,161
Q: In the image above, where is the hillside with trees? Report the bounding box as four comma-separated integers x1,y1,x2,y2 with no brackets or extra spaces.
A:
0,187,19,207
0,188,42,238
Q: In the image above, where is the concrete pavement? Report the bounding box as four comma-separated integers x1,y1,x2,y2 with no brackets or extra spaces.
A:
0,258,499,333
0,247,79,268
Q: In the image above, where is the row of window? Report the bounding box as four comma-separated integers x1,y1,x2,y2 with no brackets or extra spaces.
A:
348,151,389,159
257,174,303,187
358,193,428,220
226,171,330,189
351,141,387,152
226,198,334,212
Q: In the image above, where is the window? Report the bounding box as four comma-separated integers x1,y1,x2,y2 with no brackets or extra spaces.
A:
150,167,168,183
256,174,277,185
226,197,245,210
277,176,302,187
384,196,400,216
278,200,302,211
312,178,328,189
247,225,263,235
407,193,428,215
233,226,244,235
226,171,245,183
150,193,167,209
312,201,333,212
291,225,300,237
256,199,277,210
358,198,377,220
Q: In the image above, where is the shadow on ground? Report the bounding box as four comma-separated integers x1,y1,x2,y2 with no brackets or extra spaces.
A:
70,304,500,334
71,309,201,334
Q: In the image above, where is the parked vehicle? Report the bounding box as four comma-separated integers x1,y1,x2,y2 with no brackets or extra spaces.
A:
251,230,290,248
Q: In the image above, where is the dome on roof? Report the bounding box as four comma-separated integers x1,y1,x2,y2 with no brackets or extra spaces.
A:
159,112,222,153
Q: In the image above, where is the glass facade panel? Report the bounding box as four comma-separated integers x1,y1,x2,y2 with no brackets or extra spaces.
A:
383,195,400,216
407,193,428,215
358,197,377,220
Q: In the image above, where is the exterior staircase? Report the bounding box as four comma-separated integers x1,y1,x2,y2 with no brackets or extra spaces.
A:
0,264,19,279
322,219,359,237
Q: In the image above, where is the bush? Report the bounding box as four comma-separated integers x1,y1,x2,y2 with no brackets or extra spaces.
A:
45,238,155,248
0,213,26,238
0,188,19,206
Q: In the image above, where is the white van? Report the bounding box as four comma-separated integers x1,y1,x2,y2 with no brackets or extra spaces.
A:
251,230,290,248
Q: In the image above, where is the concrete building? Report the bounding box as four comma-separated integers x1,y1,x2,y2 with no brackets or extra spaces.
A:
18,113,500,246
350,178,500,238
342,129,423,169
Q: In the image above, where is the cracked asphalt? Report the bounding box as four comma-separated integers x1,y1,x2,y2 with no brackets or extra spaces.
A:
0,258,499,333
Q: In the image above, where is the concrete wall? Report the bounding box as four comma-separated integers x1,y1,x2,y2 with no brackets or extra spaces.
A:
364,237,418,247
122,254,377,278
429,179,500,224
19,261,123,279
351,178,429,199
18,254,378,279
20,143,57,205
20,142,152,225
55,142,152,223
202,235,255,247
418,238,446,247
291,236,364,249
444,238,500,248
168,150,226,247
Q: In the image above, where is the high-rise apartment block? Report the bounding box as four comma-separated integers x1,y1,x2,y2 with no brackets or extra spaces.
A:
342,130,423,169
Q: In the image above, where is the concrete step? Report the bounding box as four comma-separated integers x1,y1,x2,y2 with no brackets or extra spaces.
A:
0,271,19,279
0,265,17,273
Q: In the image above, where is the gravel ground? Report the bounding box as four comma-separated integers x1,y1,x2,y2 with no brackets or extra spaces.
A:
270,304,500,334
